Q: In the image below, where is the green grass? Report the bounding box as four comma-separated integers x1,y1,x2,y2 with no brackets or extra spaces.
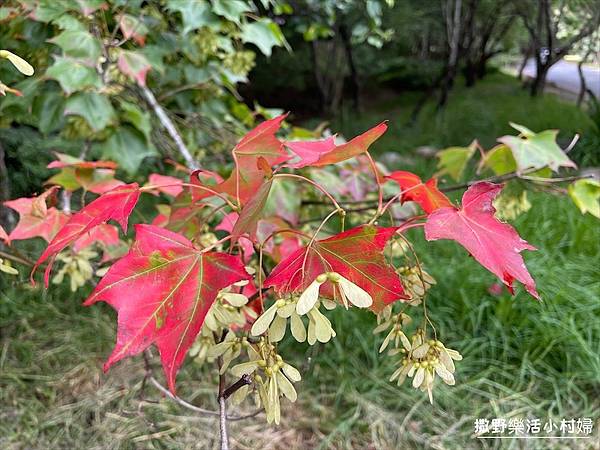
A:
333,73,599,167
1,74,599,449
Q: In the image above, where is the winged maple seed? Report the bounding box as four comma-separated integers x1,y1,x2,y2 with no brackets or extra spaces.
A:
296,272,373,315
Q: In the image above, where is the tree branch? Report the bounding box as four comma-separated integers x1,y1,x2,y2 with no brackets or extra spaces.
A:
142,351,259,421
221,374,252,401
0,250,34,267
141,86,199,170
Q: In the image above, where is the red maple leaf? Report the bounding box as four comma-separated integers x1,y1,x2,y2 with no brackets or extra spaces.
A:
264,225,407,312
47,152,118,170
146,174,184,197
424,182,539,298
385,171,452,214
73,224,121,253
215,212,255,261
84,224,251,393
4,187,68,243
189,169,224,203
285,122,387,168
33,183,140,286
216,114,289,203
230,179,273,243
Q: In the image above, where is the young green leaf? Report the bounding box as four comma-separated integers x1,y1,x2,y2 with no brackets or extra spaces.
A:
568,179,600,219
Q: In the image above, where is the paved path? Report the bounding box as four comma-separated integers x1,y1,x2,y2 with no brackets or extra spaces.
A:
522,59,600,98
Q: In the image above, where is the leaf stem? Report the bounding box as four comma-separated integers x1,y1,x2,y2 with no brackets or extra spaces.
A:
273,173,343,212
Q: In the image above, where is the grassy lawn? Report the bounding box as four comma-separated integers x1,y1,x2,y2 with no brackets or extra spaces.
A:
334,73,599,166
1,74,598,449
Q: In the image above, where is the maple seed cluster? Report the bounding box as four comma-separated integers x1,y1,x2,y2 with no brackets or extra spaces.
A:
230,338,301,424
391,334,462,404
375,308,462,403
396,265,436,306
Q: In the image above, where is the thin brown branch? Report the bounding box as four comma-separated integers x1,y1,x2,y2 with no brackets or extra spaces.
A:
142,351,258,421
221,374,252,401
217,330,229,450
0,250,34,267
0,247,35,266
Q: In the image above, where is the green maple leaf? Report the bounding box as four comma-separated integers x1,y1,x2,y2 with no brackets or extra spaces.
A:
497,123,576,173
436,140,477,181
569,179,600,219
166,0,219,34
65,92,116,132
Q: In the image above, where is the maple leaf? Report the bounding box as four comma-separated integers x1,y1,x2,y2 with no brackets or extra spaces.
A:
497,123,576,173
84,224,251,393
385,171,452,214
568,179,600,219
256,218,302,262
424,182,539,299
73,223,120,253
215,212,255,261
216,114,289,204
46,152,124,194
145,174,184,197
47,152,118,170
33,183,141,286
78,170,126,194
264,225,407,312
190,169,224,203
118,50,151,87
435,140,477,181
4,187,68,243
285,122,387,168
231,179,273,243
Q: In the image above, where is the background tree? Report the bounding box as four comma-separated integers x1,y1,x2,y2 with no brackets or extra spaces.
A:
286,0,394,113
461,0,515,86
514,0,600,96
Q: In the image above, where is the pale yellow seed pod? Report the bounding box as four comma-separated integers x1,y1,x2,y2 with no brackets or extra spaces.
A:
1,50,34,76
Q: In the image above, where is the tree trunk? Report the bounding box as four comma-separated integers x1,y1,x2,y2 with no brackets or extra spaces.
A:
338,23,360,111
438,0,463,109
577,47,593,106
475,57,487,79
517,44,532,80
530,60,548,96
464,60,477,86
